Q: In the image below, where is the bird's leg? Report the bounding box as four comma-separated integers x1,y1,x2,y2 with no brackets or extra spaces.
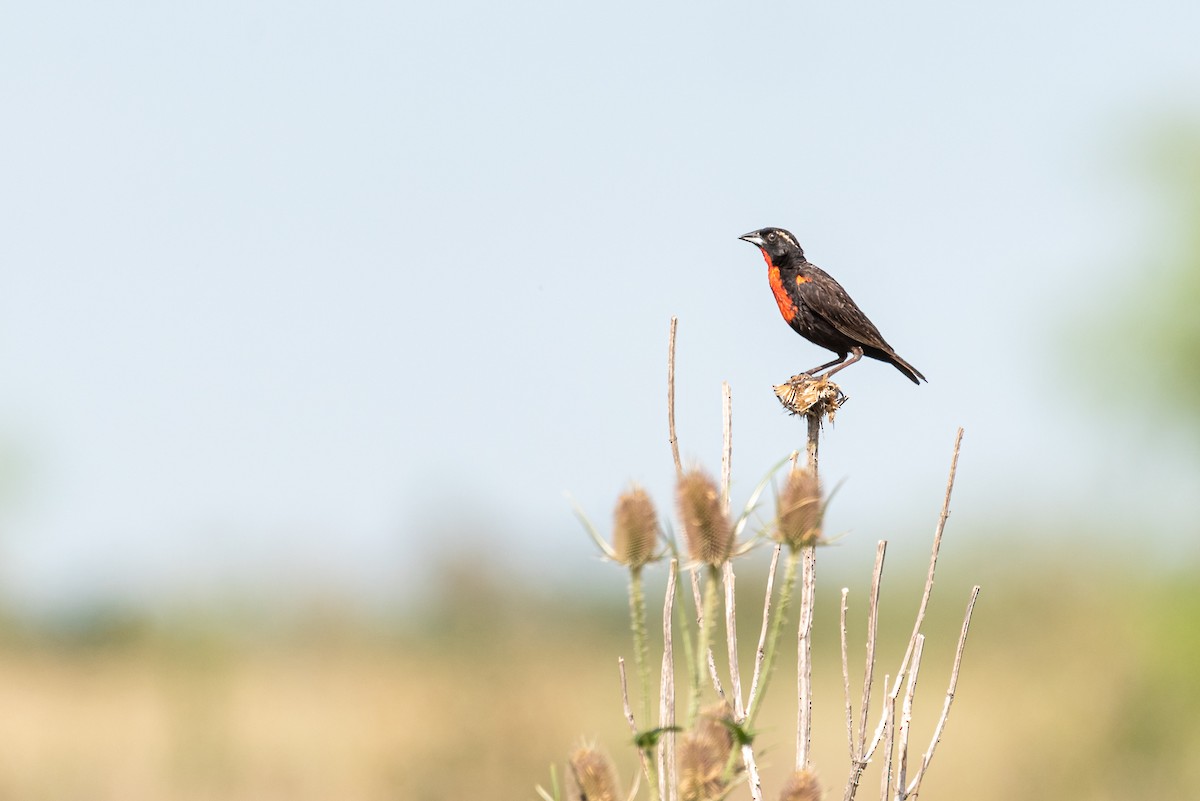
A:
801,354,849,378
816,347,863,380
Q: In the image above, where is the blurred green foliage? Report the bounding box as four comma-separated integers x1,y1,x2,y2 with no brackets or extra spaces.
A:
1101,121,1200,435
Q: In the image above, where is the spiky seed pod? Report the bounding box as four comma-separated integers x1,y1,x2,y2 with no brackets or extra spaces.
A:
678,702,736,801
676,469,733,566
774,468,823,550
568,746,619,801
612,486,659,568
778,768,823,801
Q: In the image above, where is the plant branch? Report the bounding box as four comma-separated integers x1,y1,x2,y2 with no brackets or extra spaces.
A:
860,541,887,754
904,586,981,800
840,587,855,762
745,543,782,712
690,567,726,708
865,428,964,762
660,560,678,801
843,541,888,801
620,656,658,798
894,636,925,801
878,675,895,801
723,561,744,717
796,544,817,770
746,545,799,726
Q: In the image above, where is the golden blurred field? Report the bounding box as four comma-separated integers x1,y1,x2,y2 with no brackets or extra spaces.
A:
0,556,1197,801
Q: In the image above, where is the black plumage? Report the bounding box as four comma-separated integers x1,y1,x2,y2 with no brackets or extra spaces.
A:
739,227,925,385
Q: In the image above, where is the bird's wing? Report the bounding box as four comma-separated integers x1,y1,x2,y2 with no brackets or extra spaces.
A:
798,264,895,352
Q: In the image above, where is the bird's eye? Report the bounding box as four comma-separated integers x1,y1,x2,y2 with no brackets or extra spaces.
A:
767,232,777,241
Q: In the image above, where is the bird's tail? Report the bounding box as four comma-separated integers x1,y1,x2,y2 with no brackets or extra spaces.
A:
888,353,926,385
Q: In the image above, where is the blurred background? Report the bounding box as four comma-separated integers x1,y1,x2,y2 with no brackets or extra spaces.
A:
2,1,1199,798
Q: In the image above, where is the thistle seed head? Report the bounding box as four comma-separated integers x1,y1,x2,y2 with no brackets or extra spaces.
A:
676,469,733,566
568,745,619,801
612,486,659,569
678,702,736,801
778,768,823,801
774,468,823,550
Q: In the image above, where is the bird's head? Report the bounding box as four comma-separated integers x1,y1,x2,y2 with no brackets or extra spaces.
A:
738,227,804,266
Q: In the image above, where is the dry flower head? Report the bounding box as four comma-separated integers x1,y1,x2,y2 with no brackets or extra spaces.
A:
676,469,734,566
612,485,659,568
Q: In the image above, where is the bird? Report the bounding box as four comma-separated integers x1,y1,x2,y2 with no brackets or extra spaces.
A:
739,227,926,385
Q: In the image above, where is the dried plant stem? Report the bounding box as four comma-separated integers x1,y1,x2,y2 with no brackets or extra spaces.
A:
660,560,678,801
668,316,682,477
878,675,895,801
791,404,823,770
719,382,760,798
620,657,659,800
718,560,764,801
806,412,820,471
723,561,744,717
796,544,817,770
894,636,925,801
865,428,964,763
840,588,854,762
904,586,981,800
843,542,887,801
745,543,782,712
859,542,887,751
746,545,799,726
740,742,764,801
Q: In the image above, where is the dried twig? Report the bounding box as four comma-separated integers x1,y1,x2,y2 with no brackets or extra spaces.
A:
904,586,981,799
865,429,964,762
796,544,817,769
843,542,888,801
661,560,678,801
740,741,764,801
894,636,925,801
745,543,782,712
860,542,887,753
724,561,744,717
620,656,655,790
619,657,637,736
840,588,855,762
690,567,726,702
724,559,763,801
879,675,895,801
806,413,820,473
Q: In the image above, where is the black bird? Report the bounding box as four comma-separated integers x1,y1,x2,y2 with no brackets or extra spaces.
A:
739,227,926,384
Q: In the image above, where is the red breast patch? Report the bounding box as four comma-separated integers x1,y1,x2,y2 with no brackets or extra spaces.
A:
764,255,798,323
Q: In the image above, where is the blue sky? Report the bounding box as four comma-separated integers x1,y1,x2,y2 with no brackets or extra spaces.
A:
2,1,1199,612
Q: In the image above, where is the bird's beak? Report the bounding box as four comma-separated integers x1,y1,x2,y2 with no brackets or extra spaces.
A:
738,231,765,247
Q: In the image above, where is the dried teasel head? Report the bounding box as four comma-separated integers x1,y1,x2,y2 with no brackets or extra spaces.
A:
676,469,733,566
568,745,619,801
778,768,823,801
678,701,736,801
772,375,847,419
774,467,823,550
612,485,659,569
